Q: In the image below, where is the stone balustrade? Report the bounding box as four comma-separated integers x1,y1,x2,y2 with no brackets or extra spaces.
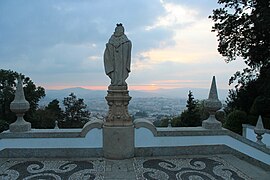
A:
1,75,270,170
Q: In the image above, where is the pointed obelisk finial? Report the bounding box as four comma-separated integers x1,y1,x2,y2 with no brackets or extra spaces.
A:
208,76,218,100
254,115,266,146
13,75,27,103
9,75,31,132
202,76,222,129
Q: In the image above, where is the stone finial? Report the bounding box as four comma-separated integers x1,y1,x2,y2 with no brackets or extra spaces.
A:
9,75,31,132
167,119,172,128
208,76,218,100
202,76,222,129
254,115,266,146
54,120,59,129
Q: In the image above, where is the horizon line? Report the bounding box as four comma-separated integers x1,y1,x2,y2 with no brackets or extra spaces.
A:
44,85,229,91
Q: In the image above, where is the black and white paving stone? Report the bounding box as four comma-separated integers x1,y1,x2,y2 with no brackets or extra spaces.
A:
0,156,256,179
134,156,251,180
0,159,105,180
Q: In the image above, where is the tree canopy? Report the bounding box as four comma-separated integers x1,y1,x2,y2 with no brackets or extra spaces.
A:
210,0,270,86
180,91,202,127
0,69,45,131
34,99,64,129
61,93,91,128
211,0,270,129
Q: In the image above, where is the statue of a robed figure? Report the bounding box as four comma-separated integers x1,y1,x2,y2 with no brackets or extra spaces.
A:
103,24,134,159
103,23,132,126
104,23,132,86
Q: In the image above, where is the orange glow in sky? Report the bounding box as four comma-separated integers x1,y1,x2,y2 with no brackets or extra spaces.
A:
44,84,168,91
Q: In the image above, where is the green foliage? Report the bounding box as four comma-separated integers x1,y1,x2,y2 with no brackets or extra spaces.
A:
225,80,258,113
160,118,169,127
179,91,202,127
172,116,181,127
210,0,270,85
153,120,161,127
33,99,64,129
250,96,270,116
61,93,90,128
0,118,9,132
211,1,270,129
224,110,247,134
215,110,226,124
0,69,45,131
180,110,201,127
0,69,93,130
186,90,197,112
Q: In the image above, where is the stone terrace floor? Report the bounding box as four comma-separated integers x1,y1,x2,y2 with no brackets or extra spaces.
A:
0,154,269,180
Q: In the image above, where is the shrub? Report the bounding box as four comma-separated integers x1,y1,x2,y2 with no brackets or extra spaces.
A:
0,119,9,133
224,110,247,134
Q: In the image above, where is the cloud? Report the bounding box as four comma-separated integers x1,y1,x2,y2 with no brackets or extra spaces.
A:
140,18,218,64
146,0,199,30
0,0,243,91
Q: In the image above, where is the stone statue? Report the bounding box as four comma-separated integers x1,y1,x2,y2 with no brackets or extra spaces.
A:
104,23,132,86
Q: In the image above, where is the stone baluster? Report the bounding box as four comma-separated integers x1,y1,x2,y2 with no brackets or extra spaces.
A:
254,115,266,146
167,118,172,128
202,76,222,129
9,75,31,132
54,120,59,129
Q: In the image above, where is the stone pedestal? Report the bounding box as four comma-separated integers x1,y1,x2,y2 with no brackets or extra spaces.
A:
104,86,132,126
202,115,222,129
9,116,31,132
103,125,134,159
103,85,134,159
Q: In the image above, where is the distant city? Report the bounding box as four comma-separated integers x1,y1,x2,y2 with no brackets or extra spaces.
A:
84,97,187,120
39,87,228,121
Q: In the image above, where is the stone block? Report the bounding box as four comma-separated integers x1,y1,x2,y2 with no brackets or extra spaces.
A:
103,125,134,159
202,115,222,129
9,118,31,132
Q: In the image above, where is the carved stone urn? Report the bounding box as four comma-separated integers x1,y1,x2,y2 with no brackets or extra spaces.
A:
9,76,31,132
202,76,222,129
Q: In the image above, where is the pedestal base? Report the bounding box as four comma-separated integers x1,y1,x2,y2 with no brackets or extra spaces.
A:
105,85,132,127
103,125,134,159
202,115,222,130
9,118,31,132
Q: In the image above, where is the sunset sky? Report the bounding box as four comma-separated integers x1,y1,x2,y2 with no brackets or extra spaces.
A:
0,0,247,91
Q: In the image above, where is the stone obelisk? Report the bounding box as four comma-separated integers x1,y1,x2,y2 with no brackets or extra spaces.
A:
202,76,222,129
9,76,31,132
103,24,134,159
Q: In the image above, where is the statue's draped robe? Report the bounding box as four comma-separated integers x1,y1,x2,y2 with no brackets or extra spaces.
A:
104,34,132,86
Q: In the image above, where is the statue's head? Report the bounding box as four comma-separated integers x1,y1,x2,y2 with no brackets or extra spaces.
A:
114,23,124,37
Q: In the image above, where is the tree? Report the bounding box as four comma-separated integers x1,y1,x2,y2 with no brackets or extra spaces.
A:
186,90,197,112
0,69,45,131
211,0,270,129
46,99,64,121
61,93,90,128
224,110,247,134
210,0,270,85
33,99,64,129
179,91,201,127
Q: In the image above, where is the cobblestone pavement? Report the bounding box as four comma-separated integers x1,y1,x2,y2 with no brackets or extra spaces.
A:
0,155,268,179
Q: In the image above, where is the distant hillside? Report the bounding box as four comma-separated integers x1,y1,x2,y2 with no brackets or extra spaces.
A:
39,87,228,106
45,87,106,99
153,88,228,100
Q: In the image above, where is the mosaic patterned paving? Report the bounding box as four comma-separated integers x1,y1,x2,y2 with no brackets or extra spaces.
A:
0,156,252,179
0,159,105,179
134,156,252,180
